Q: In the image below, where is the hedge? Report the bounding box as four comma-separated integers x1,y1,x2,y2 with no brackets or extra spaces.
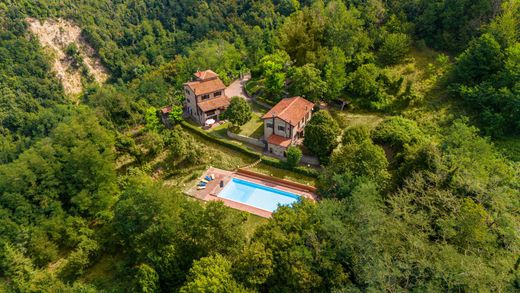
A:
180,121,319,178
260,155,319,178
180,121,260,159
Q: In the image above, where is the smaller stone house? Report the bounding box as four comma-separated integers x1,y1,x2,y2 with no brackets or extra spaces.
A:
184,70,230,125
261,96,314,157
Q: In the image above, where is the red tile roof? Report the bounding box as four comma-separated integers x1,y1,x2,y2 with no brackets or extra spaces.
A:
161,106,172,114
266,134,292,147
198,95,231,112
194,70,219,80
185,78,226,96
262,97,314,126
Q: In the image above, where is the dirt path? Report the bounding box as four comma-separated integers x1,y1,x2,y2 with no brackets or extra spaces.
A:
26,18,108,98
225,74,251,101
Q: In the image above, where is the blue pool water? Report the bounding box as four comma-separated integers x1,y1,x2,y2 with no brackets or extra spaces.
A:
218,178,300,212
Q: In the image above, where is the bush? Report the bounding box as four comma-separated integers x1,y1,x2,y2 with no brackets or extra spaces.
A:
303,111,340,163
223,97,252,128
342,126,371,145
379,33,411,65
286,146,302,167
372,116,426,150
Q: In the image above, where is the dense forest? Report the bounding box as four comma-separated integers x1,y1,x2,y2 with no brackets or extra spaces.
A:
0,0,519,292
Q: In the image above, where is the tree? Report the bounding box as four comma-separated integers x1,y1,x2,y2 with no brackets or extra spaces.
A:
145,107,161,131
303,111,339,163
259,51,290,99
371,116,426,150
135,263,159,293
285,146,302,167
452,34,503,85
169,105,183,123
180,254,249,293
223,97,252,131
346,63,388,108
378,33,410,65
290,64,326,102
324,47,347,101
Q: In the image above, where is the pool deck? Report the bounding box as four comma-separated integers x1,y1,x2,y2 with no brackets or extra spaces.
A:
185,167,317,218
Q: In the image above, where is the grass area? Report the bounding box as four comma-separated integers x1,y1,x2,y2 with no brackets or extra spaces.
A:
240,212,268,238
239,112,264,138
185,130,316,185
80,254,128,291
329,108,384,130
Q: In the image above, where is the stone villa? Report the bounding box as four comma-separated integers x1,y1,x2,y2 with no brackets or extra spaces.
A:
262,96,314,156
184,70,230,125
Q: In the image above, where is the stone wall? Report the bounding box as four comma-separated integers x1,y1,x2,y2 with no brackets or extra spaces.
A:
227,130,266,148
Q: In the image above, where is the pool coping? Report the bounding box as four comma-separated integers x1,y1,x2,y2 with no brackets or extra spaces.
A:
184,167,317,218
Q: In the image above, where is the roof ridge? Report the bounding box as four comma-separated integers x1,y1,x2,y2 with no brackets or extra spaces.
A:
276,96,298,118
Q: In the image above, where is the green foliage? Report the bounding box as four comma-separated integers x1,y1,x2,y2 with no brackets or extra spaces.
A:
285,146,302,167
175,40,246,86
223,97,252,129
65,43,84,69
145,107,161,131
408,0,496,52
324,47,347,101
379,32,410,65
289,63,326,102
342,125,371,145
180,254,249,293
372,116,426,150
169,105,184,123
452,32,520,136
259,51,290,99
319,139,389,199
303,111,340,163
250,200,351,291
135,263,159,293
453,34,504,85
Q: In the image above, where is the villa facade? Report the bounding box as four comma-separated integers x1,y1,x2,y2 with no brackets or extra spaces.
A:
262,96,314,156
184,70,230,125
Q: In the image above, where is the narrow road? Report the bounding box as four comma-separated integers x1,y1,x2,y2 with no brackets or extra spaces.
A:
225,74,252,101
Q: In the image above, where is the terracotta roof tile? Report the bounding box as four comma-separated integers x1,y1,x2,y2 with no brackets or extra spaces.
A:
266,134,292,147
194,70,219,80
198,96,231,112
262,97,314,126
161,106,172,114
185,78,226,96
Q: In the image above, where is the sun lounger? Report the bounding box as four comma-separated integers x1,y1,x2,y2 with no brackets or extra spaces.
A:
197,182,207,186
204,175,212,181
197,186,206,190
201,179,208,183
210,174,215,180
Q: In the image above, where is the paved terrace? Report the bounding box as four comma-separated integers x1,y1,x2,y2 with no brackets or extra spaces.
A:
185,167,317,218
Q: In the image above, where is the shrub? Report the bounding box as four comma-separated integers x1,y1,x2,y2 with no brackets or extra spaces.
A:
286,146,302,167
303,111,340,163
379,33,411,65
372,116,426,150
223,97,252,128
342,126,371,145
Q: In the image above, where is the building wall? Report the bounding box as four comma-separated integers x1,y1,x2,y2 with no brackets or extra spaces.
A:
184,85,225,125
267,143,287,157
184,86,200,123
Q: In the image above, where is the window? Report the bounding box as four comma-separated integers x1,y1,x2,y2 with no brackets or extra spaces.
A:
266,123,273,128
278,125,285,131
214,91,222,97
185,89,190,95
201,94,210,100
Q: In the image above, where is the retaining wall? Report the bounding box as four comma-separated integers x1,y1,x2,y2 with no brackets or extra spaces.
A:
227,130,266,148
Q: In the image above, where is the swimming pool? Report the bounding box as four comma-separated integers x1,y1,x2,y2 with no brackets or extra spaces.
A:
218,178,300,212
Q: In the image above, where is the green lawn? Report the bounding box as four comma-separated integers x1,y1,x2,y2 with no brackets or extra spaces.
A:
239,112,264,138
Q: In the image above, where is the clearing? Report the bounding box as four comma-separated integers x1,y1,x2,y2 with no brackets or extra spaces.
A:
26,17,109,98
